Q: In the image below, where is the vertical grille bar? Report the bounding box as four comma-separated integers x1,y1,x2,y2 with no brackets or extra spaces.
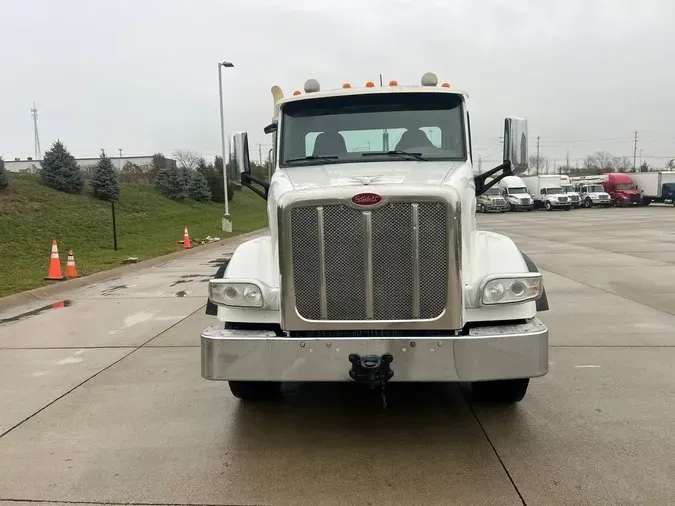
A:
363,211,374,319
411,203,421,319
316,206,328,318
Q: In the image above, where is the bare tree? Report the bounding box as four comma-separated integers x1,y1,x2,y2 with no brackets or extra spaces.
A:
665,159,675,171
585,151,615,173
613,156,632,173
172,149,201,170
528,154,549,175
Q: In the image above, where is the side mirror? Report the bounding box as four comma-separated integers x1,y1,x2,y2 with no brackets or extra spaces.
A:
473,116,528,196
232,131,270,200
229,132,251,179
503,117,528,175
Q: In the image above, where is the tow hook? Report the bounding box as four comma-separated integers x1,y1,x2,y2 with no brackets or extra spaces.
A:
348,354,394,408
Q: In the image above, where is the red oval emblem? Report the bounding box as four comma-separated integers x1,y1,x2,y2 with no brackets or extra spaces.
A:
352,193,382,206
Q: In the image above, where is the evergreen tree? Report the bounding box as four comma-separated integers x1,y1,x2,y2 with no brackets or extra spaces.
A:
91,150,120,201
155,165,188,200
40,140,84,194
0,155,8,190
189,169,212,202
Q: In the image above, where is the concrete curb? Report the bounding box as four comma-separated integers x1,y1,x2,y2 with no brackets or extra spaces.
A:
0,228,268,313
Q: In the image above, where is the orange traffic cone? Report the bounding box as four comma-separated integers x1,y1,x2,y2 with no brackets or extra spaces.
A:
183,226,191,249
65,249,79,278
45,240,65,280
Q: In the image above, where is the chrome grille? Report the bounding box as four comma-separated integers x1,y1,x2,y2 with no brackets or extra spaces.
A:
519,198,529,204
570,195,580,202
290,201,448,321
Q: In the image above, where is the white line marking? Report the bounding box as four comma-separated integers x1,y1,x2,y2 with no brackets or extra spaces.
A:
575,365,602,369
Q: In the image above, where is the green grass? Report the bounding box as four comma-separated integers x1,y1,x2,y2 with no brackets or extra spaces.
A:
0,173,268,298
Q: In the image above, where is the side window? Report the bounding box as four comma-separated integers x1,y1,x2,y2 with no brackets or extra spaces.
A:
540,189,546,195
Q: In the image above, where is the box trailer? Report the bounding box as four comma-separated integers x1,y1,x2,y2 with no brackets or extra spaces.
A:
521,175,572,211
630,172,675,206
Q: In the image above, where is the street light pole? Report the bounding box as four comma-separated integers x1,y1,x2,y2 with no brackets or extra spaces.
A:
218,61,234,232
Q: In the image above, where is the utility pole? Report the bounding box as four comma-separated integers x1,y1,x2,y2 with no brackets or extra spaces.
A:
566,149,570,170
633,131,639,172
380,74,389,150
258,144,262,165
118,148,123,171
478,155,483,174
640,148,643,170
31,102,42,160
536,136,540,176
217,60,235,232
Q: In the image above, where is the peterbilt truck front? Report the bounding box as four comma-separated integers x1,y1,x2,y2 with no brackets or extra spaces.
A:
201,72,550,405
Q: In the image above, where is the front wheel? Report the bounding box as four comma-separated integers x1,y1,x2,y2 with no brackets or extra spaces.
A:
584,198,593,209
563,206,571,211
228,381,282,401
470,378,530,403
545,201,552,211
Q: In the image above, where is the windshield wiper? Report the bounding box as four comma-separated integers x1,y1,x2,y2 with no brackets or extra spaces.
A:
285,155,339,164
361,150,427,161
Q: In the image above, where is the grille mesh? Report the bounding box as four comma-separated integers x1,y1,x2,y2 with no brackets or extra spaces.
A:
290,201,448,321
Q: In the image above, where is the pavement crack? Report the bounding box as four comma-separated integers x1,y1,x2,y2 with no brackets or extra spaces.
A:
460,389,527,506
0,305,206,440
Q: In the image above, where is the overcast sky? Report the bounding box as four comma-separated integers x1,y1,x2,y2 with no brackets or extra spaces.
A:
1,0,674,169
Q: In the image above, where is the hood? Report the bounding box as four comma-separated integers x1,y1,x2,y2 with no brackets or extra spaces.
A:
283,161,466,190
616,189,640,194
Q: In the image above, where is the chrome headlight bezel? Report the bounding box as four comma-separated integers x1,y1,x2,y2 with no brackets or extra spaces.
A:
478,273,543,306
208,279,266,308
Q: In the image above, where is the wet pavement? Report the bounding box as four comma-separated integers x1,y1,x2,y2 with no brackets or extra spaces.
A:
1,207,675,505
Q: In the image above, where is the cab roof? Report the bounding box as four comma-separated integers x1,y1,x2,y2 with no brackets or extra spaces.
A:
271,72,468,118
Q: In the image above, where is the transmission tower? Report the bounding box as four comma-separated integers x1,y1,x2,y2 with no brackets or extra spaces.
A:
31,102,42,160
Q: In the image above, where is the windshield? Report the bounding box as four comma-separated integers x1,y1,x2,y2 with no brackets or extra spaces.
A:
485,187,501,196
561,185,574,193
615,183,634,190
279,92,465,166
508,187,529,195
546,187,564,195
587,185,604,193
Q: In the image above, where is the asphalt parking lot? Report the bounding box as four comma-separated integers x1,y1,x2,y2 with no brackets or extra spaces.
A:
1,205,674,506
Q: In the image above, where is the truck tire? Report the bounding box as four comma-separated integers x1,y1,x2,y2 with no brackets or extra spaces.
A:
642,198,651,206
470,378,529,403
584,198,593,209
545,201,552,211
228,381,282,401
478,203,485,213
563,205,570,211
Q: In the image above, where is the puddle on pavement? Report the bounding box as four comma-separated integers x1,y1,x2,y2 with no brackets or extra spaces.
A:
101,285,128,296
0,300,73,325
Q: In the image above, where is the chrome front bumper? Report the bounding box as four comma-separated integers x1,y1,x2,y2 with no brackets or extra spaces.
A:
201,318,548,382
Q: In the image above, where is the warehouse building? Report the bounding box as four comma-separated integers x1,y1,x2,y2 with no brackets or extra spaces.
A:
4,155,175,173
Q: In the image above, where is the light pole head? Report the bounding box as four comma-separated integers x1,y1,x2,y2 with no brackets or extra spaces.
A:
221,61,234,68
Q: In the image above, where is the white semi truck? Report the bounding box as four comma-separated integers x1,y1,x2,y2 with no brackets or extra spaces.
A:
572,180,612,208
630,171,675,206
559,175,581,208
521,175,572,211
498,175,534,211
202,73,549,405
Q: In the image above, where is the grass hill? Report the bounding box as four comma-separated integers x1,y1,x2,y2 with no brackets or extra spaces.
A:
0,173,268,298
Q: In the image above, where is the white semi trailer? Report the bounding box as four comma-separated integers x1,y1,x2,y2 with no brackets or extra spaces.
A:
630,172,675,206
201,72,550,405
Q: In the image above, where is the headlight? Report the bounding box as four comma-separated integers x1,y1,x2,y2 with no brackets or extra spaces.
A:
480,274,543,305
209,280,263,308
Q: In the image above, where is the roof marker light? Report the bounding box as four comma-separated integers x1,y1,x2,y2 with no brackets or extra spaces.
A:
343,82,351,88
292,90,301,96
304,78,320,93
389,80,398,86
441,81,451,88
365,81,375,88
421,72,438,86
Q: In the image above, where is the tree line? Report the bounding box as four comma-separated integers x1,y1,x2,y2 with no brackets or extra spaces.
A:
527,150,675,176
0,141,269,205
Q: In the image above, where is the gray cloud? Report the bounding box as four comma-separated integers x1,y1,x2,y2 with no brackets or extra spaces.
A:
1,0,674,168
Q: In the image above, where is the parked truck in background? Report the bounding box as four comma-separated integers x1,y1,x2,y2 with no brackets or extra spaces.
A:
559,176,581,208
630,172,675,206
201,72,549,405
498,175,534,211
572,173,641,206
476,178,510,213
573,182,612,208
521,175,572,211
